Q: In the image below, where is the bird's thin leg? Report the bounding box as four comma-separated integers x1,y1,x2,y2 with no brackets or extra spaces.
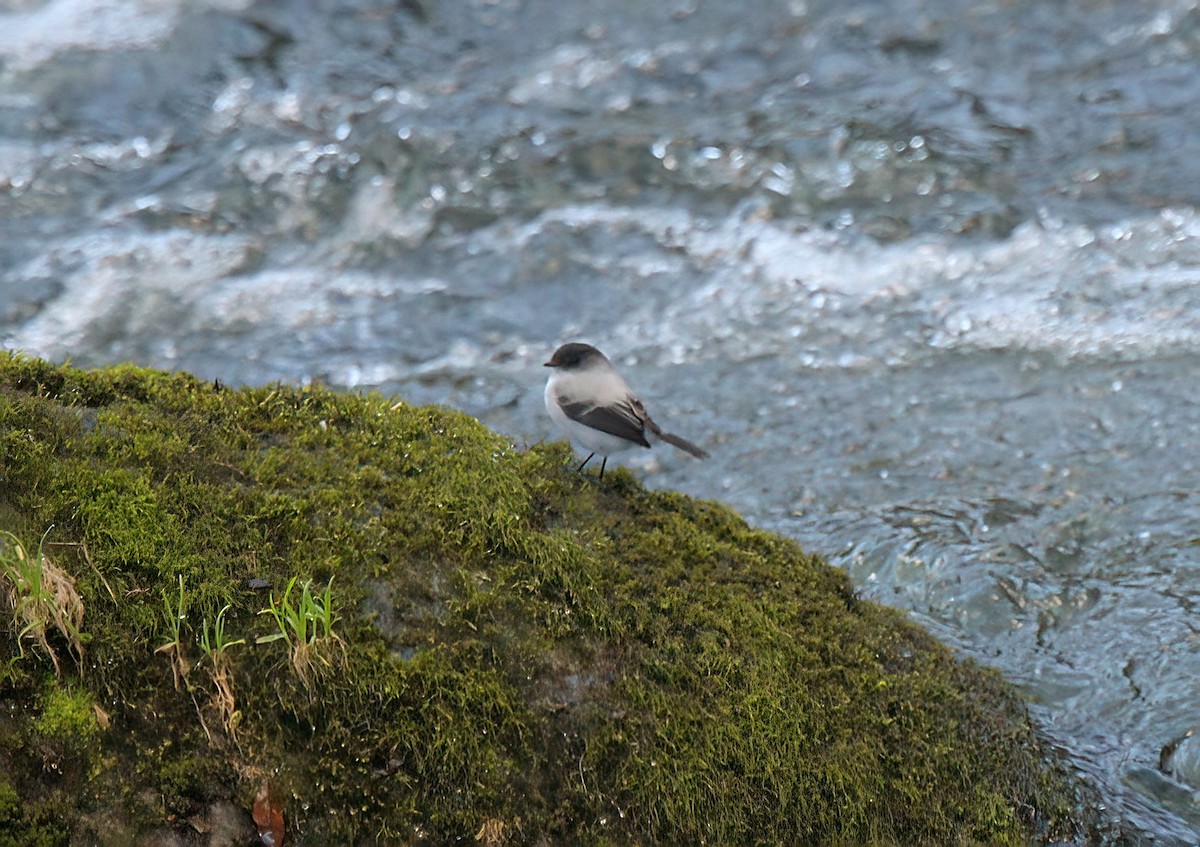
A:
576,452,595,473
599,456,608,481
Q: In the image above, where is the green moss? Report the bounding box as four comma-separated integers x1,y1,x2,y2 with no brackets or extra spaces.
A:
0,779,18,830
0,352,1102,844
34,685,99,744
0,772,67,847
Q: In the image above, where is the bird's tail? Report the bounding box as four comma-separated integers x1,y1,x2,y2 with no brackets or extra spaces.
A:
633,398,709,458
656,430,709,459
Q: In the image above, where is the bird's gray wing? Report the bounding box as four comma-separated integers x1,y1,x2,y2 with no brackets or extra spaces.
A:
558,395,651,447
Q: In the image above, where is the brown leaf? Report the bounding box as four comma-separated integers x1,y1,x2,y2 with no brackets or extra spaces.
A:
252,780,285,847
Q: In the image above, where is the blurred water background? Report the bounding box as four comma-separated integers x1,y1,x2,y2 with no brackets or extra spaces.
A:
2,0,1199,841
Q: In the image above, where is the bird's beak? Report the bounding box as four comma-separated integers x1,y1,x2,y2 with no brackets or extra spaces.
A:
543,361,554,367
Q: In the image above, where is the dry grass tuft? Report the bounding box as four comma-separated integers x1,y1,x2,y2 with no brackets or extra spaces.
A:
1,529,86,675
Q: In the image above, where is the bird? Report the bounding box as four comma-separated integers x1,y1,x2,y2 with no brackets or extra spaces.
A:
543,342,708,480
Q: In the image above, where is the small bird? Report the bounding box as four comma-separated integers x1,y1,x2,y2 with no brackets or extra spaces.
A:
543,342,708,480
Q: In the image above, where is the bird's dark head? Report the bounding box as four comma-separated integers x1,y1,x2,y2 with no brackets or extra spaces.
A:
544,342,607,370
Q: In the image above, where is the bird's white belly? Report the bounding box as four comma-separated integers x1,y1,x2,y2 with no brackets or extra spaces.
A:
544,379,641,455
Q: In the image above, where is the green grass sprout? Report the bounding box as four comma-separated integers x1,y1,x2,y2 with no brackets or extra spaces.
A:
199,604,245,738
155,574,190,690
257,576,342,686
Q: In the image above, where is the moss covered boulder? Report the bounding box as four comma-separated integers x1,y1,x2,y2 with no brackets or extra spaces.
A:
0,353,1099,844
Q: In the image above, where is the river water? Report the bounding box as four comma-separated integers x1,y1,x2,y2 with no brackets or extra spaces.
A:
2,0,1199,841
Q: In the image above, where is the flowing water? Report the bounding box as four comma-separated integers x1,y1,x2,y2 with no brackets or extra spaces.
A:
2,0,1200,841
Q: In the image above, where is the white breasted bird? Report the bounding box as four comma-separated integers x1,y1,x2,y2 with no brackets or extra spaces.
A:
543,342,708,480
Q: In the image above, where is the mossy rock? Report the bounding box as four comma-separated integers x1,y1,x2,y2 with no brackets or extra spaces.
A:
0,352,1101,844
